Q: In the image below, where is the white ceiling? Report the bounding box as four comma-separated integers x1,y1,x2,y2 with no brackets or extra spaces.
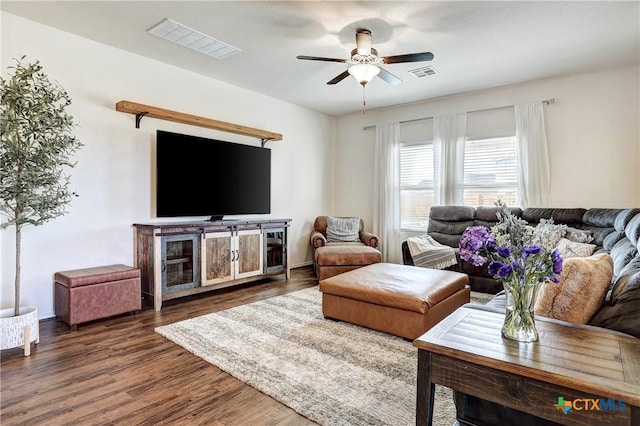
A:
2,1,639,116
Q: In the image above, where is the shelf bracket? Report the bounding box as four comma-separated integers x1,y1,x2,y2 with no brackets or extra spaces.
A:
135,111,149,129
261,137,274,148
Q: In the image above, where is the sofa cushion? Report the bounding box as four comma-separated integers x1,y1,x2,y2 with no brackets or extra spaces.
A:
474,206,523,228
522,208,586,225
580,208,628,247
610,238,638,279
590,256,640,338
625,213,640,246
582,208,622,228
429,206,475,221
604,231,626,251
314,245,381,266
613,208,640,231
428,232,463,248
534,253,613,324
428,220,474,236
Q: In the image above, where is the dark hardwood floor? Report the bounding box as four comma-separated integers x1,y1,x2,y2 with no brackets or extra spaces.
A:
1,266,319,425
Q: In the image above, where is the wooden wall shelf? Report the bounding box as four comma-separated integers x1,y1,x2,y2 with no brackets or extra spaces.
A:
115,100,282,142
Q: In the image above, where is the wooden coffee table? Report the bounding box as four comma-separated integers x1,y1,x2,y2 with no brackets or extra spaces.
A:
413,306,640,426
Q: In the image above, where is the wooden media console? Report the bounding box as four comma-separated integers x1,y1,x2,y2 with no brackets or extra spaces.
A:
133,218,290,311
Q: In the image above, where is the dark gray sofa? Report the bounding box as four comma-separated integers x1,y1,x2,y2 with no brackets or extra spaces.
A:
402,206,640,425
403,205,640,336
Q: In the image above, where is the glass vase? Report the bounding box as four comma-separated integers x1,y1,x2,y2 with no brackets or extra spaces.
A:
501,281,540,342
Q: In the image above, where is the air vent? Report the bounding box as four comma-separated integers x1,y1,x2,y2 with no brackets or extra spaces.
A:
147,18,240,59
408,66,438,79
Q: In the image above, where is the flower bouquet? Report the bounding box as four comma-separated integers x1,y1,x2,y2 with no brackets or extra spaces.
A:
459,202,563,342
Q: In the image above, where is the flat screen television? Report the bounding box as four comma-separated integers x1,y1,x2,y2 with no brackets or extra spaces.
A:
156,130,271,220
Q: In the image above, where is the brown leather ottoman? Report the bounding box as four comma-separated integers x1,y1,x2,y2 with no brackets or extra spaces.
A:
55,264,141,330
319,263,470,340
314,245,382,280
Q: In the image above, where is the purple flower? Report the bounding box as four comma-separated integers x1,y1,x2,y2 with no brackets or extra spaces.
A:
497,246,511,258
459,226,497,266
497,264,513,279
550,248,563,273
522,245,543,257
488,261,503,275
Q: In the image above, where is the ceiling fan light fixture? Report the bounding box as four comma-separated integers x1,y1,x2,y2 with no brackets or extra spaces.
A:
355,29,372,56
348,63,380,85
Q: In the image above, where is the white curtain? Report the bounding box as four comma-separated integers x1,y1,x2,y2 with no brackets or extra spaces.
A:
433,112,467,205
515,101,551,208
373,122,401,263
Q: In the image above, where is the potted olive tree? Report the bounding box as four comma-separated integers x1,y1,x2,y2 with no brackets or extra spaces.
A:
0,56,82,355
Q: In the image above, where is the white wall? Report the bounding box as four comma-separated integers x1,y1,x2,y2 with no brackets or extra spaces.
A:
335,65,640,230
1,12,336,318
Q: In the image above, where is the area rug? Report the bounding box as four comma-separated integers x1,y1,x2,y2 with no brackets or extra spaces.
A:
156,288,491,425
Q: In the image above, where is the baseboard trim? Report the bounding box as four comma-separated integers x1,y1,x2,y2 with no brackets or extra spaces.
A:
291,261,314,269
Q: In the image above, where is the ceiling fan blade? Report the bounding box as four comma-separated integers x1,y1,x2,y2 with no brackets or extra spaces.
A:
297,55,346,63
377,67,402,86
382,52,434,64
327,70,350,85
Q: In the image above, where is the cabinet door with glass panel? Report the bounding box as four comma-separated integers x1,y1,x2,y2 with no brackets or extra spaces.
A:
263,227,286,274
160,234,200,293
201,229,263,286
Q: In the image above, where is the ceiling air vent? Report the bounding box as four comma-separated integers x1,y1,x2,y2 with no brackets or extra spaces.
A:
408,66,438,79
147,18,240,59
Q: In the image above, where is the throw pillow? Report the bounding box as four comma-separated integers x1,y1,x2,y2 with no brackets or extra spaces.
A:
326,216,360,243
533,219,566,251
534,253,613,324
556,238,597,258
564,227,594,244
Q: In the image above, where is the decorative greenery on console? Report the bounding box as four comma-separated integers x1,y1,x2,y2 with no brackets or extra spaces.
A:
0,56,82,316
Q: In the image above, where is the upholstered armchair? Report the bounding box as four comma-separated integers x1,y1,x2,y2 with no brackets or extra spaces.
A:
310,216,382,280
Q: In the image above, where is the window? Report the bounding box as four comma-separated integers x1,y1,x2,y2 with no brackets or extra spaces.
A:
399,136,518,230
463,137,518,206
400,142,434,230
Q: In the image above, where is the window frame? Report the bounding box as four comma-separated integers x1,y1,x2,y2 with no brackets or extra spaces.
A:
398,135,519,231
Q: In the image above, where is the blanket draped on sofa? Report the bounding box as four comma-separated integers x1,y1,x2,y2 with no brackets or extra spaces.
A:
406,234,458,270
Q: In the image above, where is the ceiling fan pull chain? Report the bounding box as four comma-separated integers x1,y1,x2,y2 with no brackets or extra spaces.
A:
362,84,367,115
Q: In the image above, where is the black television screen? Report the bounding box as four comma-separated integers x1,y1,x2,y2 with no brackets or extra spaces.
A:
156,130,271,219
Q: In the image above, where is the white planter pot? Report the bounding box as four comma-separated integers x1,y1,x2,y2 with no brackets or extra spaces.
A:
0,306,39,356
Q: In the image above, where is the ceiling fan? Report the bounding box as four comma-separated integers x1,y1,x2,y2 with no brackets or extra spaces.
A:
296,28,434,87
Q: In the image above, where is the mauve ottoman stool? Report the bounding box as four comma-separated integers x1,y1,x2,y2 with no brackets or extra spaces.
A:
55,264,141,330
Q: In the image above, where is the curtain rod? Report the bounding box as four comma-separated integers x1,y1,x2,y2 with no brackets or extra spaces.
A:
362,98,555,131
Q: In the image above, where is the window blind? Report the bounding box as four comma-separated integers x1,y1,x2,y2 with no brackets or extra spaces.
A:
400,143,435,229
463,137,518,206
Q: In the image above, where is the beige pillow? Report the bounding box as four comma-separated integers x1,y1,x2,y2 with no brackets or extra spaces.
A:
534,253,613,324
556,238,596,258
